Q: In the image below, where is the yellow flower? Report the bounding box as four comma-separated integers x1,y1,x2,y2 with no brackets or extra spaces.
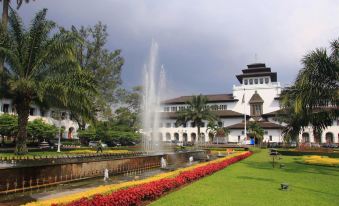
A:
303,155,339,167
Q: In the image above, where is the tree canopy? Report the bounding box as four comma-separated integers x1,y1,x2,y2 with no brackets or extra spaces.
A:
0,9,96,154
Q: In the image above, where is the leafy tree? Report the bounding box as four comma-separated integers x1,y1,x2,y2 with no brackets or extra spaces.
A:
206,121,229,144
77,121,140,145
114,107,138,129
27,119,58,142
0,114,17,143
279,39,339,144
71,22,124,129
247,122,264,146
176,95,217,145
0,9,96,154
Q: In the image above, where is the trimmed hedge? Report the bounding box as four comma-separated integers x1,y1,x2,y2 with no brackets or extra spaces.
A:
278,150,339,158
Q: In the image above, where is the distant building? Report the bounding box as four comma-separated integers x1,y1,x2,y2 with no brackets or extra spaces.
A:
0,100,78,139
159,63,339,144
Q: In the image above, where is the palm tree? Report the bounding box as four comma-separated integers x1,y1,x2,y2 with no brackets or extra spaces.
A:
279,39,339,145
176,95,217,145
1,0,35,72
293,39,338,125
0,9,96,154
247,122,264,147
206,121,230,144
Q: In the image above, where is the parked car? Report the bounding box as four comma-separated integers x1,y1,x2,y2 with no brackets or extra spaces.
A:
88,141,107,148
322,143,337,148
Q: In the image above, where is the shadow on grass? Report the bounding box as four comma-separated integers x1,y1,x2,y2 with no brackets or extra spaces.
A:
241,157,339,177
236,175,339,197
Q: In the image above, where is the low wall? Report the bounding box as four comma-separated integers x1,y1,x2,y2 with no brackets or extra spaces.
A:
0,150,206,193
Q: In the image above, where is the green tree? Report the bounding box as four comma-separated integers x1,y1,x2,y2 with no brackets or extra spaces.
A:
176,95,217,145
71,22,124,129
0,9,96,154
206,121,230,144
279,39,339,144
247,122,264,146
27,119,58,142
0,114,17,144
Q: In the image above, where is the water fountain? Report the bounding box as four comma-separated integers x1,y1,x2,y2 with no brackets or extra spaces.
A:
189,156,194,165
141,41,166,153
160,157,167,169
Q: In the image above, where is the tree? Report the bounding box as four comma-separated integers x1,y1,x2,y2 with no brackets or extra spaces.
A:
247,122,264,146
0,9,96,154
0,114,17,145
176,95,217,145
1,0,35,73
71,22,124,129
206,121,230,144
27,119,58,142
279,39,339,144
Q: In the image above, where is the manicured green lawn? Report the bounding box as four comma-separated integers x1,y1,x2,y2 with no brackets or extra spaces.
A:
151,149,339,206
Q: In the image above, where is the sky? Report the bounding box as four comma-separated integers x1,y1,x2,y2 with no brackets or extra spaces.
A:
6,0,339,98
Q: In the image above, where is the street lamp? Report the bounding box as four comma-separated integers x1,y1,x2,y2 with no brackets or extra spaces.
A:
57,110,62,153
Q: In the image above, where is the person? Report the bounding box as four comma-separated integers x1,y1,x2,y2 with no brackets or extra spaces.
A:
96,140,103,153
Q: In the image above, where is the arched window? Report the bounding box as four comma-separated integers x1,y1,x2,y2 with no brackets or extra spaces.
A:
302,133,310,143
166,133,171,141
174,133,179,141
325,132,334,143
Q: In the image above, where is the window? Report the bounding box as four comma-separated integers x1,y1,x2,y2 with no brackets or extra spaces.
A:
265,130,268,135
241,131,244,135
249,79,253,85
254,79,258,84
260,78,264,84
2,104,9,113
174,123,178,128
251,104,263,116
244,79,248,85
337,119,339,126
61,112,67,120
164,107,169,112
166,123,171,128
265,78,269,84
183,123,187,128
218,121,223,127
191,122,196,128
200,122,205,127
40,110,45,117
171,107,177,112
269,135,272,141
238,136,241,142
29,108,35,116
218,105,227,110
179,106,185,111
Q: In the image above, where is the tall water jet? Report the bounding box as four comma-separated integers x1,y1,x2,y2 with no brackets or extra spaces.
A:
141,41,166,153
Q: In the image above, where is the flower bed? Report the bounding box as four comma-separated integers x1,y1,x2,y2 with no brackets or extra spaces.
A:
54,151,252,206
302,155,339,167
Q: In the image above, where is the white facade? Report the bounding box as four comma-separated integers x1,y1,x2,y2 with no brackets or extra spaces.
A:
0,98,79,139
159,63,339,144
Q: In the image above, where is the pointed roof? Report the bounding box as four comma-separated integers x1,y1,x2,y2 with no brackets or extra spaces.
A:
236,63,277,83
249,91,264,103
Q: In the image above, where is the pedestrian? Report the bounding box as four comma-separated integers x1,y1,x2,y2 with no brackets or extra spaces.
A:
96,140,103,153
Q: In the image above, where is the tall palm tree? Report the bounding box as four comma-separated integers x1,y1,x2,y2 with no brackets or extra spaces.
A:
206,121,230,144
247,122,264,146
293,39,338,124
176,95,217,145
279,39,339,145
0,9,96,154
1,0,35,72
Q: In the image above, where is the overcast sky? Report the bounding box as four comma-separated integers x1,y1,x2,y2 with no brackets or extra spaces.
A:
9,0,339,97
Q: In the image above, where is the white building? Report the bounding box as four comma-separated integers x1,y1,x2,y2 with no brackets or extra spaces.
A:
159,63,339,145
0,99,79,139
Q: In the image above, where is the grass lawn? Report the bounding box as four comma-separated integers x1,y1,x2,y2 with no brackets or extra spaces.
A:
151,149,339,206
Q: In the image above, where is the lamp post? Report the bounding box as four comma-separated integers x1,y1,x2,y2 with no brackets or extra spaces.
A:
57,110,62,153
